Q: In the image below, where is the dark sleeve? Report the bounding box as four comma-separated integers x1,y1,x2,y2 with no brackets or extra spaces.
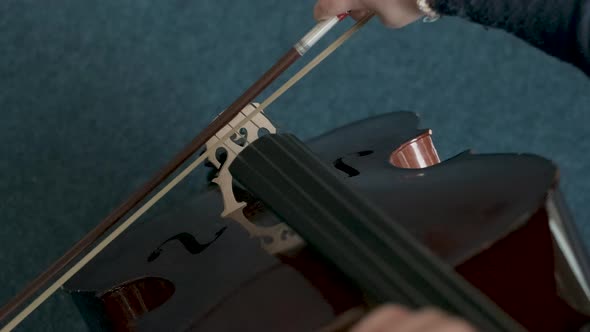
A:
428,0,590,76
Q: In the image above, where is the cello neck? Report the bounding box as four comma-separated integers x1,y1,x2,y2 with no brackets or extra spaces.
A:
229,133,526,332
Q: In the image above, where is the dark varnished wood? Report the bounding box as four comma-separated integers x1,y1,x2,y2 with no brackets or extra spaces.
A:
0,48,301,324
64,112,590,331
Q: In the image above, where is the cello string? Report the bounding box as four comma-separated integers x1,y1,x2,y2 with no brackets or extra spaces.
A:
240,137,518,332
0,14,373,332
240,126,524,330
227,13,374,154
0,14,353,326
240,137,430,303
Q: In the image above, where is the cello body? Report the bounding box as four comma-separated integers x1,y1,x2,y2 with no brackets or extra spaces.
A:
63,111,590,331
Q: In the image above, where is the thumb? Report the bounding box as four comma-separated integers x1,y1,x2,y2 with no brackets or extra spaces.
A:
313,0,363,21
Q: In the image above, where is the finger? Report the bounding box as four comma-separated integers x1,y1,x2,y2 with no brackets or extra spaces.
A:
393,307,450,331
431,317,479,332
313,0,364,21
370,0,422,28
350,304,412,332
350,9,371,21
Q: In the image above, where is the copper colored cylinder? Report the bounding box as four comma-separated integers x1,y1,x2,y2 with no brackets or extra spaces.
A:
389,130,440,169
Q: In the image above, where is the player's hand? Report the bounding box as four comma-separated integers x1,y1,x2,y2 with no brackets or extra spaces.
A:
314,0,424,28
350,305,479,332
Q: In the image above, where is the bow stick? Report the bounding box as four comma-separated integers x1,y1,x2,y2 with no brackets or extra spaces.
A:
0,12,374,331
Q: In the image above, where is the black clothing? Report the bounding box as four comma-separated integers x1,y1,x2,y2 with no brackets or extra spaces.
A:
429,0,590,75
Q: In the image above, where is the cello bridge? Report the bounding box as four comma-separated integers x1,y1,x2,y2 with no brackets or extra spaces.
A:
204,103,303,254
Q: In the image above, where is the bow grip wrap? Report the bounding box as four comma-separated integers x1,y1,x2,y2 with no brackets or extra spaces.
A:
228,133,524,332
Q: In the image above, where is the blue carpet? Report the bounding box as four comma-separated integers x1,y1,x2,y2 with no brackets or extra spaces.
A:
1,0,589,330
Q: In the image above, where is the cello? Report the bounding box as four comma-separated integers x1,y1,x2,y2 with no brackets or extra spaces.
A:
1,11,590,330
65,110,590,331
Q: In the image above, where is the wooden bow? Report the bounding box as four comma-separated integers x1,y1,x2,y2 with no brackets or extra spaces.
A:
0,13,374,331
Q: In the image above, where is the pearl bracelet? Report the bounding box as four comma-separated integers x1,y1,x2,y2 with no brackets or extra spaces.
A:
417,0,440,22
